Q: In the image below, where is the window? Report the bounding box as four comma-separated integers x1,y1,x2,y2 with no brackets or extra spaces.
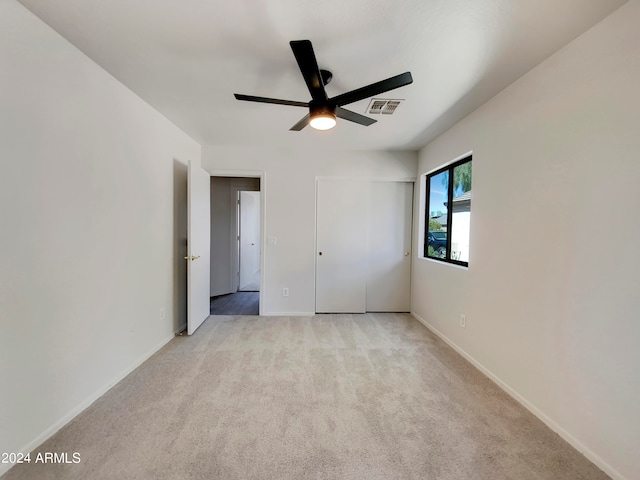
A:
424,155,472,266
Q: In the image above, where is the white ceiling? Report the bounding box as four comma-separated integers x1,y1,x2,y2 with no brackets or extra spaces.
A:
18,0,627,151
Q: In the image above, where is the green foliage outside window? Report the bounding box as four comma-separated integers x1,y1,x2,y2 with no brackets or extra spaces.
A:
428,218,442,231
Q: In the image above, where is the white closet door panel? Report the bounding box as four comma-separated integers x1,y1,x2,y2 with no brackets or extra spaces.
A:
366,182,413,312
316,180,367,313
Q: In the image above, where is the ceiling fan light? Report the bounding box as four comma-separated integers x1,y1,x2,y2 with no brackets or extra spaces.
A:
309,113,336,130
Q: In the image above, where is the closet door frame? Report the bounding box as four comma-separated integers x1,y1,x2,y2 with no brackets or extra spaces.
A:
315,176,415,314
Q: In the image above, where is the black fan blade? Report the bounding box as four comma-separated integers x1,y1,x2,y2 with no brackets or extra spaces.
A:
331,72,413,107
290,40,328,102
234,94,308,107
289,114,310,131
335,107,377,126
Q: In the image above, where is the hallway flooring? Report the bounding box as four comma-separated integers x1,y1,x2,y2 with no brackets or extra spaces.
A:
210,292,259,315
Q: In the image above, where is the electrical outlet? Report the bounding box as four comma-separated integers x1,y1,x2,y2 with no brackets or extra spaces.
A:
282,288,289,297
460,314,466,328
160,307,166,320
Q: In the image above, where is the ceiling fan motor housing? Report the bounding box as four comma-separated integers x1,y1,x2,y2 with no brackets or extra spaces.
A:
308,101,337,130
309,101,336,118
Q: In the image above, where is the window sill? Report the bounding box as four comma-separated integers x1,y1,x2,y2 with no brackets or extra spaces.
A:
418,256,469,270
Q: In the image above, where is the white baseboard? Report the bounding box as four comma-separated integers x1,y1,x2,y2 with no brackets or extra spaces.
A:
262,311,316,317
0,331,176,477
410,311,626,480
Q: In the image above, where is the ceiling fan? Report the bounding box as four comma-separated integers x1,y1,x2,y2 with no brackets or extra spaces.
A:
234,40,413,131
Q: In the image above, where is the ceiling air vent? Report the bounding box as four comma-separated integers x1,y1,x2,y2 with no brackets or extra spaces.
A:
366,98,404,115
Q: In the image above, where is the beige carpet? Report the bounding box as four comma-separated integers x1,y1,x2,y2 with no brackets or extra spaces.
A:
3,314,609,479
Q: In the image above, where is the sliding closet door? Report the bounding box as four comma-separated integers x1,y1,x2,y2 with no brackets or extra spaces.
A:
366,182,413,312
316,180,367,313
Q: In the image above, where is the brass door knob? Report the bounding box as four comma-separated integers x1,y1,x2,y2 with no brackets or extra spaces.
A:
184,255,201,261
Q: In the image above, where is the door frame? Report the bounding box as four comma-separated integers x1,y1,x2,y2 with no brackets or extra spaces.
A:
229,184,260,292
210,169,266,316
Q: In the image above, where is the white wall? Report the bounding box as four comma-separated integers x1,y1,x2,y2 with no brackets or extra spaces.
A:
412,2,640,479
202,147,417,315
0,1,201,474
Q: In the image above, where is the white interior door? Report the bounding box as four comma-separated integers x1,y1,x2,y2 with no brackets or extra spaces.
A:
366,182,413,312
239,191,260,291
316,180,367,313
187,160,210,335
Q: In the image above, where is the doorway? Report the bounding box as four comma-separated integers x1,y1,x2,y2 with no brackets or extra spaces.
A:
210,176,261,315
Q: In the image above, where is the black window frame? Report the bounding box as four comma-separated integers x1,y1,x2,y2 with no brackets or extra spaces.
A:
423,154,472,267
